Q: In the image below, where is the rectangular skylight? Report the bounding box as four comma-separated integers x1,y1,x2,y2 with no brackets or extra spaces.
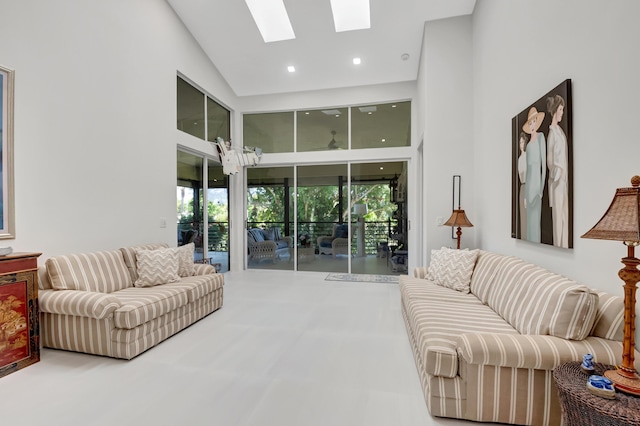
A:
330,0,371,32
245,0,295,43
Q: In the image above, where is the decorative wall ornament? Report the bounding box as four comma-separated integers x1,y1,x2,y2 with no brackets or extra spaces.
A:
0,65,15,239
511,79,573,248
213,137,262,175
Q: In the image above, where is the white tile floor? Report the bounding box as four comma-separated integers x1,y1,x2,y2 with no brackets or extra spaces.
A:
0,270,487,426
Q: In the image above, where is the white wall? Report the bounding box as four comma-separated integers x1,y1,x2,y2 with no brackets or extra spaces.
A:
417,16,474,259
472,0,640,295
0,0,237,259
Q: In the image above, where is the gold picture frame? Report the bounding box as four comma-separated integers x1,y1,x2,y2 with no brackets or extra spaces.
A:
0,65,15,239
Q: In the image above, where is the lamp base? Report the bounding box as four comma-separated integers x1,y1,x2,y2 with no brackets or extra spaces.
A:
604,368,640,396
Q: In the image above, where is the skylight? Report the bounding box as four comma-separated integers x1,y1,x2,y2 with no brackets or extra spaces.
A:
330,0,371,32
245,0,296,43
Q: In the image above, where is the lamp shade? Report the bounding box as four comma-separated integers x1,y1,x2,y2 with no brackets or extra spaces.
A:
353,203,368,216
444,209,474,228
582,176,640,243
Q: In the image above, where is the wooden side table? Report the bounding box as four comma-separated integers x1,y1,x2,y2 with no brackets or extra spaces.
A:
554,361,640,425
0,252,41,379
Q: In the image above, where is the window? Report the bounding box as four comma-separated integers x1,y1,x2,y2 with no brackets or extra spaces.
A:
242,101,410,153
177,76,230,142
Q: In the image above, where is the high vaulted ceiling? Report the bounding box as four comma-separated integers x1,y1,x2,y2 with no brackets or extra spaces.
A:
168,0,476,97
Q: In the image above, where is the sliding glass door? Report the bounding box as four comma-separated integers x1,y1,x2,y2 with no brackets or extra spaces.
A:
177,149,230,272
246,161,407,275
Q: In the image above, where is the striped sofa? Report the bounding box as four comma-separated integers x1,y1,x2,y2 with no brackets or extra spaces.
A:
400,250,638,426
38,243,224,359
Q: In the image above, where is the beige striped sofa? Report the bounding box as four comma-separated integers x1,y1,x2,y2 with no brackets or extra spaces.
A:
401,249,638,426
38,243,224,359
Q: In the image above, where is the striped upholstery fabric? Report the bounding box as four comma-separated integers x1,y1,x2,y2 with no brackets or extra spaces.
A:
401,276,484,305
400,251,635,426
38,265,53,290
111,286,190,329
40,244,224,359
159,273,224,303
590,290,624,340
40,288,120,319
469,251,521,304
483,259,534,318
513,267,598,340
119,243,169,282
462,364,561,425
458,333,631,371
41,289,223,359
46,250,133,292
401,278,518,378
111,290,223,359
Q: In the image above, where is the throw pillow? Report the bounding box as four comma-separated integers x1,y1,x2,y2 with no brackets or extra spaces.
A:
175,243,195,277
262,228,275,241
426,247,479,293
134,248,180,287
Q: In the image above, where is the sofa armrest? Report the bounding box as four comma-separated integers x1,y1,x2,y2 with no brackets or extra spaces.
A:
40,288,120,319
458,332,626,371
193,263,216,275
414,267,428,279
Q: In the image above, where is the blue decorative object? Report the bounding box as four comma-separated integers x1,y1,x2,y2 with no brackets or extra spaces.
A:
586,375,615,399
581,353,595,373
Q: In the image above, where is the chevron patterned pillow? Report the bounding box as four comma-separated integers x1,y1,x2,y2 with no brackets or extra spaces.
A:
175,243,195,277
427,247,479,293
134,247,180,287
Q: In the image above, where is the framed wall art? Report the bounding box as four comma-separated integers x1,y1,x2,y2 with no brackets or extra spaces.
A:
511,79,573,248
0,65,15,239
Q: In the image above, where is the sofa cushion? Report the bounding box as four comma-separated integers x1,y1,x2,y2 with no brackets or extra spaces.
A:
46,250,132,292
262,228,275,240
175,243,195,277
120,243,169,283
403,284,518,378
512,266,598,340
134,248,181,287
590,291,624,341
400,275,485,305
426,247,479,293
111,285,190,329
248,228,265,243
159,274,224,303
469,251,522,304
335,224,349,238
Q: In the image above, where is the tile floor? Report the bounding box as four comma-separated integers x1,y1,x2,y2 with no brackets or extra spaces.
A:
0,270,489,426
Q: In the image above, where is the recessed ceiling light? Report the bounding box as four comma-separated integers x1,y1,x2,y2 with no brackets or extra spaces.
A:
381,138,386,142
287,65,296,73
391,104,397,108
367,112,372,115
245,0,296,43
330,0,370,32
353,57,361,65
401,53,410,61
380,167,384,170
305,112,310,115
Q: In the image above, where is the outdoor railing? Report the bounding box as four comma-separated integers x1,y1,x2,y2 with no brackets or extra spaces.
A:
247,220,396,255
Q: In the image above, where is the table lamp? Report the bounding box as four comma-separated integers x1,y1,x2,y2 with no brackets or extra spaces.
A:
581,175,640,395
444,207,473,249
